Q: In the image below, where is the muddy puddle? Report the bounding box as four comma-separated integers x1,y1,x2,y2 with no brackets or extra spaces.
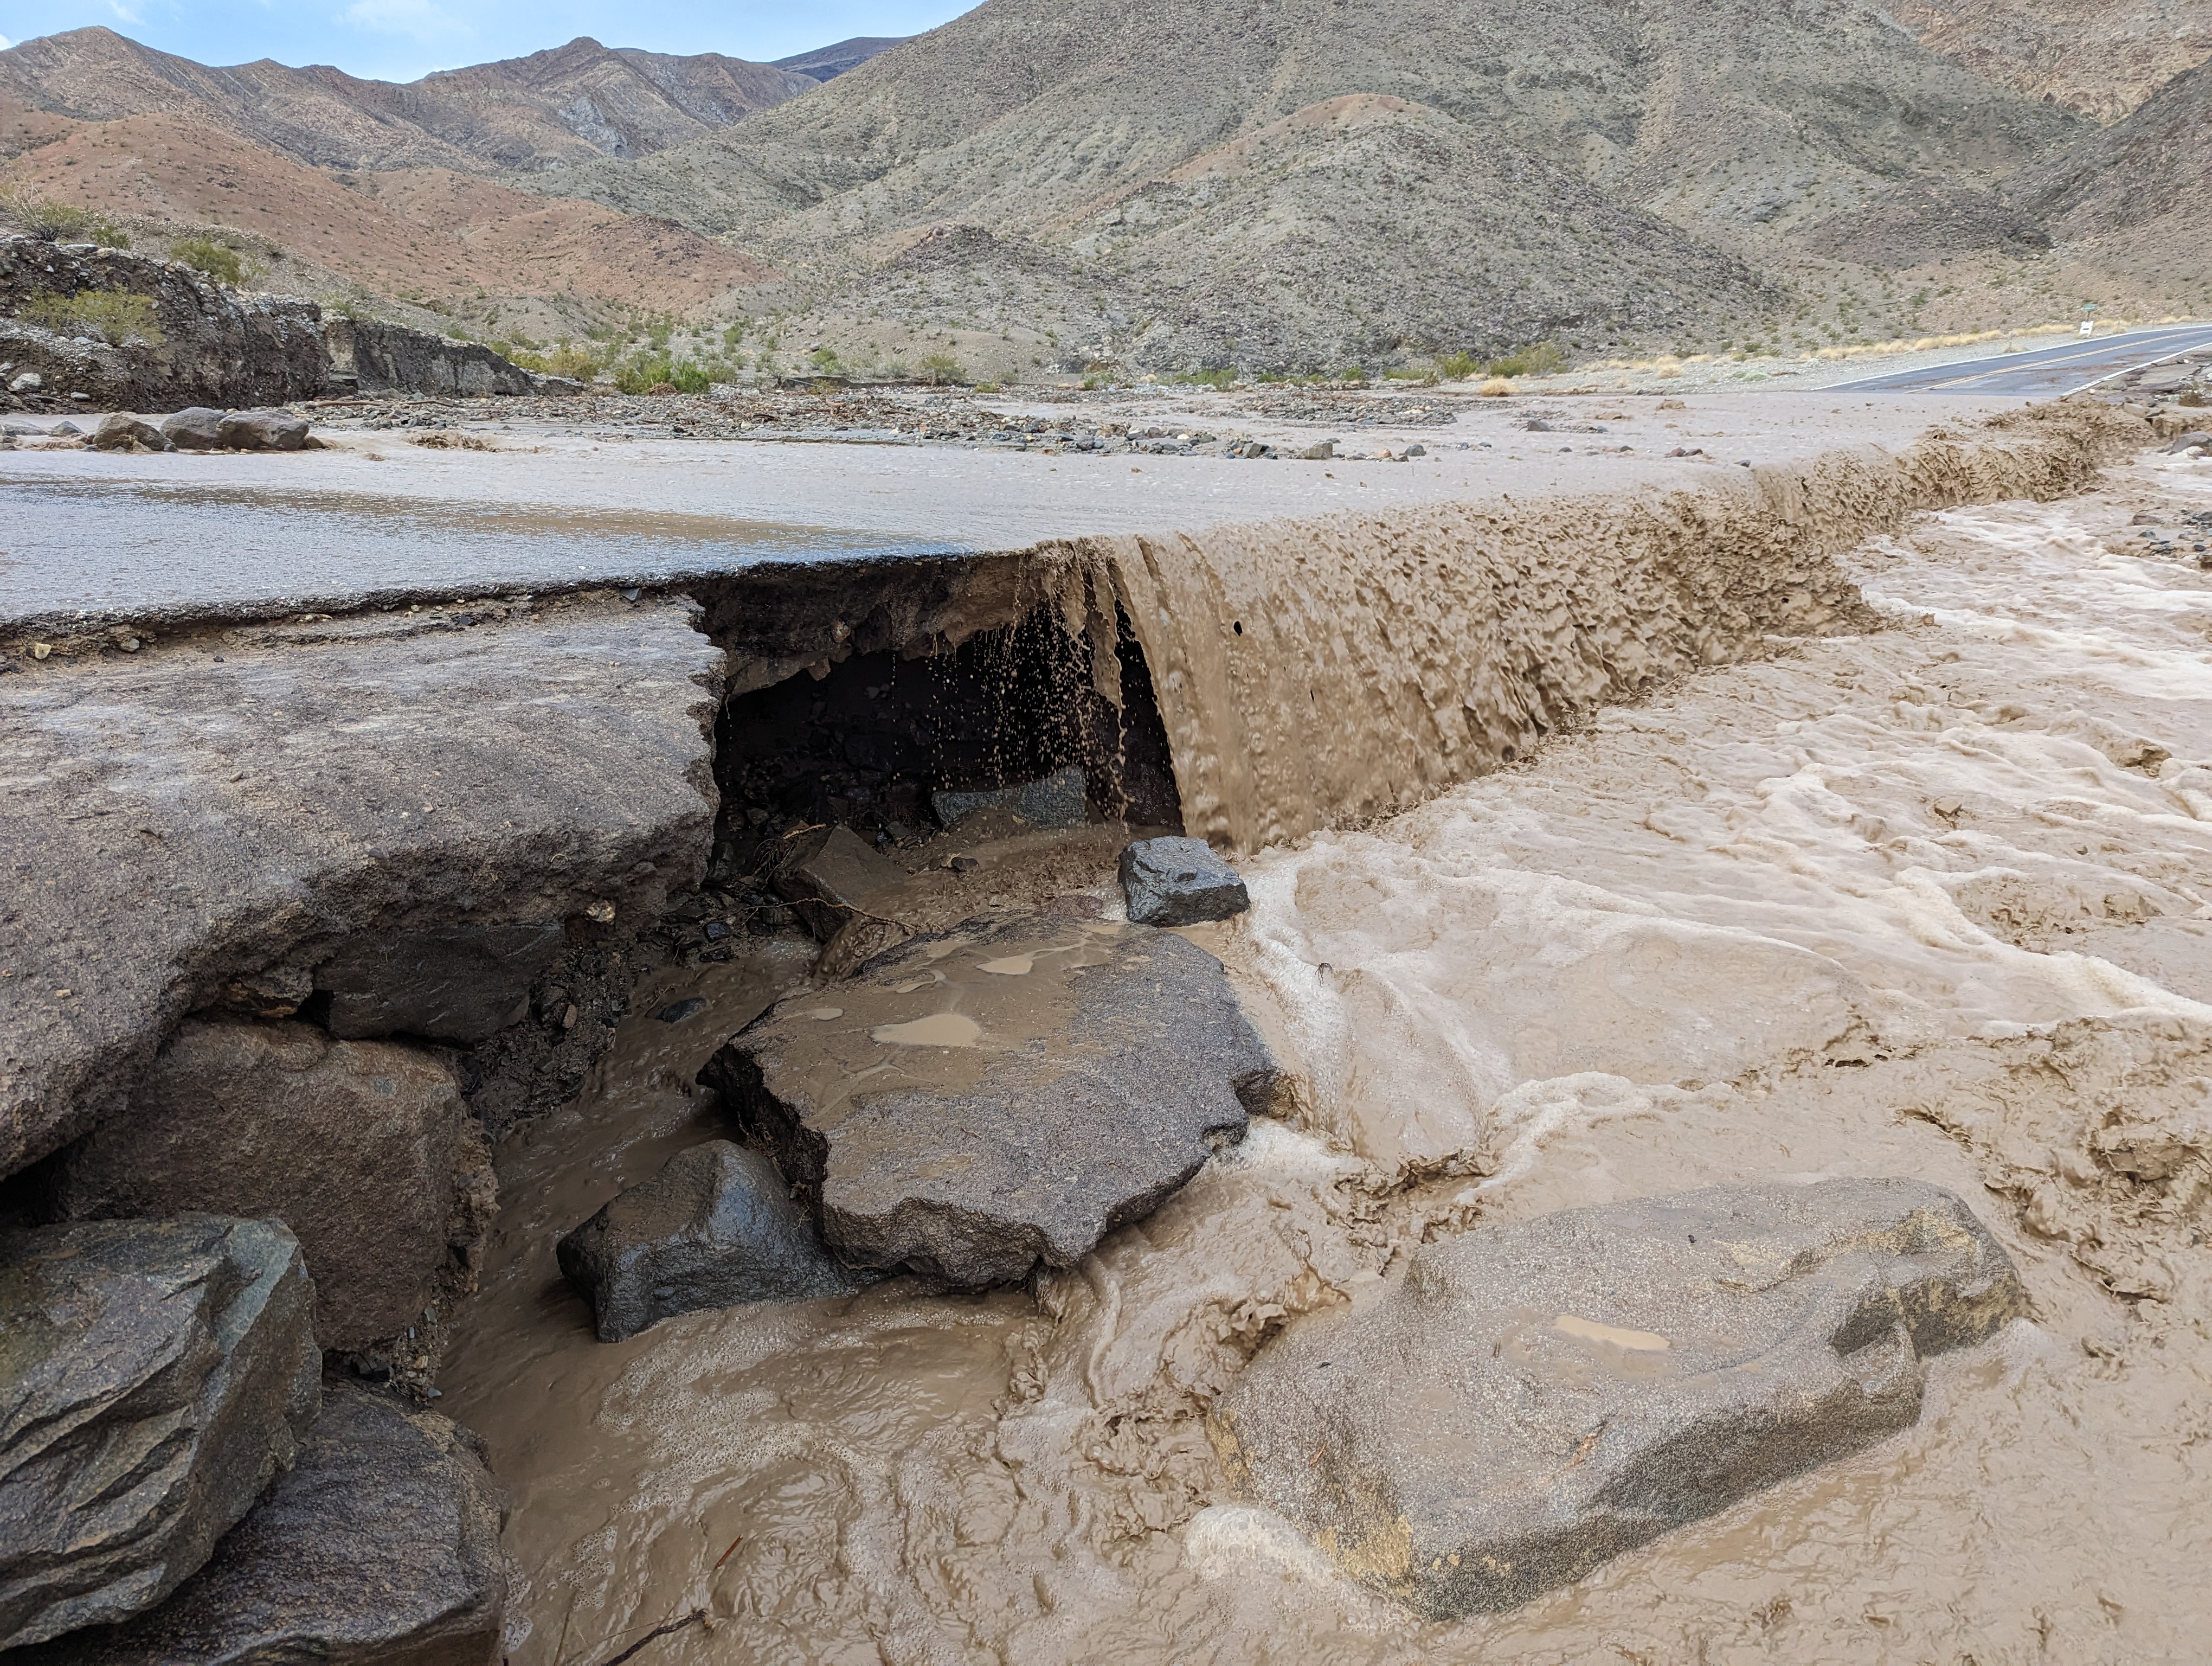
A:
444,451,2212,1665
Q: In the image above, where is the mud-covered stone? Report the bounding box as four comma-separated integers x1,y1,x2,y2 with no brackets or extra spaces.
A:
773,824,908,941
18,1381,509,1666
314,919,568,1043
1213,1178,2025,1619
92,414,172,453
0,1215,323,1651
1120,835,1251,926
50,1017,485,1353
933,765,1089,831
702,912,1281,1286
557,1139,863,1341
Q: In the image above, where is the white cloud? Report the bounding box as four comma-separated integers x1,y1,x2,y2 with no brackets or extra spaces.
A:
0,36,12,50
342,0,468,44
106,1,143,24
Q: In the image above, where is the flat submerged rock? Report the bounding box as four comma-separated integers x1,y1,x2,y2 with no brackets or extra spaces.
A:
700,912,1283,1287
1213,1178,2025,1619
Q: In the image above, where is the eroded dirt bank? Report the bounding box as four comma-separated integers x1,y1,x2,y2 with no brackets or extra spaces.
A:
439,433,2212,1664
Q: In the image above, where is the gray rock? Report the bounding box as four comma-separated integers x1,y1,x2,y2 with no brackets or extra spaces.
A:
0,1215,323,1651
314,919,568,1044
1297,440,1335,460
92,413,173,453
702,912,1281,1287
50,1018,488,1354
1,595,720,1179
7,370,41,393
773,823,909,941
1213,1178,2025,1619
160,407,224,450
2165,430,2212,454
47,419,81,437
931,764,1089,831
17,1381,509,1666
324,317,542,398
1119,835,1251,926
557,1139,863,1341
215,409,310,451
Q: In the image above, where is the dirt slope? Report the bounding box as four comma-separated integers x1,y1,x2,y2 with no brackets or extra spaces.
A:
0,107,765,307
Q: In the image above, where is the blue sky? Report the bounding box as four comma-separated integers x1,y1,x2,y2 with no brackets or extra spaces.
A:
0,1,976,81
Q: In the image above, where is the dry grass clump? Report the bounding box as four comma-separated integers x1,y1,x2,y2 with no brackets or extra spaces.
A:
1477,377,1515,397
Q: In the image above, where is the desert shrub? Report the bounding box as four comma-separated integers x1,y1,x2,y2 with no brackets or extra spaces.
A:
510,341,601,380
1437,352,1480,380
171,236,243,285
18,289,164,345
919,351,966,386
1483,341,1566,379
0,191,129,247
671,360,713,395
613,353,676,394
1178,367,1237,389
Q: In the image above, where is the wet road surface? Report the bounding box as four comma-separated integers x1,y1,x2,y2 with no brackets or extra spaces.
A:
1829,323,2212,395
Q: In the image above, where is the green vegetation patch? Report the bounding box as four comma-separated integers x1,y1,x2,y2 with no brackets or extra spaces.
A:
17,289,164,346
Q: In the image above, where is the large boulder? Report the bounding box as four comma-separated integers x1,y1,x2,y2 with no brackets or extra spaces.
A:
1119,836,1251,927
214,408,310,452
557,1139,864,1342
0,1215,322,1651
49,1017,488,1354
313,920,568,1045
700,912,1283,1286
18,1382,510,1666
1212,1178,2025,1619
159,407,223,450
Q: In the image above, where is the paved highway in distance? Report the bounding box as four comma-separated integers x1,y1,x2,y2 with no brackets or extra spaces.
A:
1829,323,2212,396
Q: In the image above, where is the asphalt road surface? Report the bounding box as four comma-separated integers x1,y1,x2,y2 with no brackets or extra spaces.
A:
1830,323,2212,396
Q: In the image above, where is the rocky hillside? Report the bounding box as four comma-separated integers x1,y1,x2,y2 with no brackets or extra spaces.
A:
1891,0,2212,123
0,28,815,173
526,0,2093,369
771,37,914,82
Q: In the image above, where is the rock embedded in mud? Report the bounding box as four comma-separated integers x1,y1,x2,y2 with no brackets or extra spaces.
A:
0,1215,323,1651
21,1381,510,1666
932,765,1090,832
314,919,568,1043
557,1139,864,1341
1120,835,1252,927
774,823,909,940
49,1017,486,1354
1212,1178,2024,1620
700,912,1282,1287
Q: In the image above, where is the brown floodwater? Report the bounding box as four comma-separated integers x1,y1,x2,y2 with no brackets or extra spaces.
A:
442,448,2212,1665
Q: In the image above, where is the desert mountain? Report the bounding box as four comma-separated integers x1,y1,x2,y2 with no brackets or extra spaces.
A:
771,38,915,81
0,27,815,173
1891,0,2212,124
529,0,2092,367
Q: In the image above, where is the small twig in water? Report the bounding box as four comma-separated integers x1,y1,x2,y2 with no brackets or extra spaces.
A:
589,1608,706,1666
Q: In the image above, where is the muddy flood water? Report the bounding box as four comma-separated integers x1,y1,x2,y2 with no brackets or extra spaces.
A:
442,452,2212,1665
